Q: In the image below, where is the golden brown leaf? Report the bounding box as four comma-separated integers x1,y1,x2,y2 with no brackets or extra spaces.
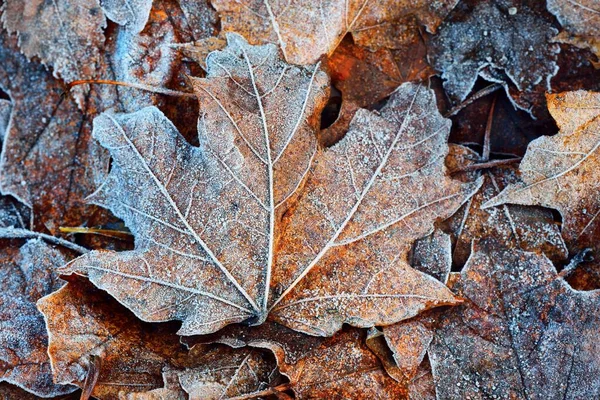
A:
485,91,600,254
65,36,477,336
37,279,188,400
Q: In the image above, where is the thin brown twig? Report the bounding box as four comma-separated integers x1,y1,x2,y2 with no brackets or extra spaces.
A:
80,355,102,400
59,226,133,240
454,157,521,172
482,94,498,162
68,79,196,98
444,83,502,117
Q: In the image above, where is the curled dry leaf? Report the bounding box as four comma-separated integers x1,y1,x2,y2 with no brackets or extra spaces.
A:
0,239,76,397
65,34,478,336
212,0,458,64
429,244,600,398
444,144,567,267
1,0,152,85
37,279,189,400
430,0,560,102
485,91,600,255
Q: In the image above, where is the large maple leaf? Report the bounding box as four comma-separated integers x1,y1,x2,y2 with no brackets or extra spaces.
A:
65,34,481,336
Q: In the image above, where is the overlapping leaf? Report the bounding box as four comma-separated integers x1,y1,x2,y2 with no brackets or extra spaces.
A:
429,244,600,398
0,239,75,397
64,34,479,337
212,0,458,64
1,0,152,86
430,0,560,103
485,91,600,253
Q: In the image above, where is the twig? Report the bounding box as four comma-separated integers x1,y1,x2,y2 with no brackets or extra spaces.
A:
68,79,196,98
60,226,132,240
80,355,102,400
482,94,498,162
0,227,89,254
444,83,502,117
454,157,521,172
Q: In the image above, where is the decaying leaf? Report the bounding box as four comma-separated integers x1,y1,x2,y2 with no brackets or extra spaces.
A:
64,34,478,337
1,0,152,85
430,0,560,102
429,244,600,398
194,323,405,399
37,279,189,400
177,346,278,400
485,90,600,254
0,239,76,397
444,144,567,267
212,0,459,64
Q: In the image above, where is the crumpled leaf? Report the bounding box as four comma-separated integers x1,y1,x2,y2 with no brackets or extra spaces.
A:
189,323,405,399
444,144,567,267
37,279,189,400
0,33,110,232
484,91,600,254
430,0,560,102
0,239,76,397
429,244,600,398
1,0,152,85
65,34,478,336
212,0,458,64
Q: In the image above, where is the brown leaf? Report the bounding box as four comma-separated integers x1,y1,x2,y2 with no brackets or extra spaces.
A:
212,0,458,64
429,0,560,103
484,91,600,254
65,35,477,336
429,244,600,398
37,279,189,400
178,346,278,400
0,239,76,397
444,144,567,267
547,0,600,38
1,0,152,86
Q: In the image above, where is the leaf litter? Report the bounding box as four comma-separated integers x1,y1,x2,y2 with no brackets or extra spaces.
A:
0,0,599,398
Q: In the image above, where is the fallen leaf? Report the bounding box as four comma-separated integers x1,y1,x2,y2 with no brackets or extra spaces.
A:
1,0,152,86
429,0,560,102
444,144,567,267
177,345,278,400
484,91,600,255
37,279,189,400
0,239,76,397
196,323,406,399
124,370,187,400
547,0,600,57
100,0,153,33
65,35,477,336
212,0,458,64
429,243,600,398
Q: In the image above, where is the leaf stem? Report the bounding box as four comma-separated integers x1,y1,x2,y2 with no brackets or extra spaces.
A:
68,79,196,98
0,227,90,254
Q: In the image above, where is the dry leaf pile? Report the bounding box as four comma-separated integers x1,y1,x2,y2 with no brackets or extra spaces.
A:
0,0,599,399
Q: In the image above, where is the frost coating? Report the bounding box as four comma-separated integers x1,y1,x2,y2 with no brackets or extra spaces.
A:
213,0,459,64
100,0,152,33
0,239,75,397
65,37,480,337
430,246,600,399
430,1,560,102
